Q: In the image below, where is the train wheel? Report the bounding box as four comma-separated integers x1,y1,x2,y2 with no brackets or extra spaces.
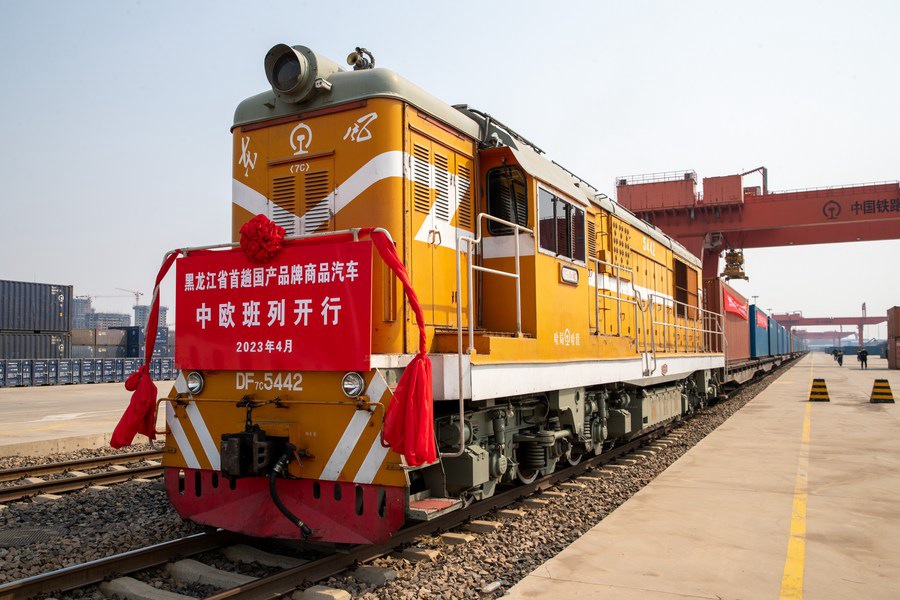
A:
566,450,583,466
516,466,539,484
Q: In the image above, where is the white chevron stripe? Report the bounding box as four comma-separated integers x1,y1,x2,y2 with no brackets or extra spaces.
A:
166,403,201,470
320,410,370,481
355,435,391,485
232,179,268,215
174,372,188,394
184,402,221,470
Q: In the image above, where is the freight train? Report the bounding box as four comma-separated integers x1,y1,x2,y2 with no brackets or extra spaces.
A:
157,43,803,544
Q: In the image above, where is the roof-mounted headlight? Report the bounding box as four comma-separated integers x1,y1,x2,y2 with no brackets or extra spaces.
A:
264,43,343,104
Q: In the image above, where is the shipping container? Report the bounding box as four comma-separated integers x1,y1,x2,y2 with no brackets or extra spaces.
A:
32,359,49,386
0,360,5,387
0,332,70,359
750,305,770,357
161,358,173,380
0,280,73,332
889,337,899,370
150,358,162,380
20,360,32,386
703,278,750,361
48,359,58,385
71,359,82,384
80,359,95,384
888,307,900,339
57,359,72,384
96,329,127,346
99,359,117,383
72,328,97,345
72,345,95,359
5,360,21,386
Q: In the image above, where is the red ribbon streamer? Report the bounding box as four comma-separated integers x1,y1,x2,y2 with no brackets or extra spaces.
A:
110,250,181,448
359,228,436,467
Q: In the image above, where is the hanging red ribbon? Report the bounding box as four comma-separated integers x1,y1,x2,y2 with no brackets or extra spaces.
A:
110,250,181,448
359,228,436,467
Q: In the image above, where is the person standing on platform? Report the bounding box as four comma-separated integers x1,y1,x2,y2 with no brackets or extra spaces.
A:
832,348,839,361
837,350,844,366
858,348,868,369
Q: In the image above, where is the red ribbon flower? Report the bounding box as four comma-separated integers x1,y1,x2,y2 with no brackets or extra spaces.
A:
240,214,286,263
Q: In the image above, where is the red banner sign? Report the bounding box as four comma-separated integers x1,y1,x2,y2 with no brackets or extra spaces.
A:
756,309,768,329
723,288,748,320
175,240,372,371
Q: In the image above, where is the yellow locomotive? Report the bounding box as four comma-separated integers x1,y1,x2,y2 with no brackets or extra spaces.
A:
162,43,724,544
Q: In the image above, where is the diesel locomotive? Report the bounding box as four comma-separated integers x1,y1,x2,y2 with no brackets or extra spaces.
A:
159,43,781,544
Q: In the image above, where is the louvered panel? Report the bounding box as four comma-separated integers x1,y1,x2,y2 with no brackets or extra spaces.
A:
303,170,332,233
271,176,297,236
433,153,450,222
457,164,473,230
412,143,432,214
514,185,528,226
587,219,597,258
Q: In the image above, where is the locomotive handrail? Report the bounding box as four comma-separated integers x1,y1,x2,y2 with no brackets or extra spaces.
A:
587,258,637,341
647,293,723,354
459,213,534,353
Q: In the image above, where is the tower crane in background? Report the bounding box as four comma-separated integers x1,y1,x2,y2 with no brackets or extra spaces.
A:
116,288,144,307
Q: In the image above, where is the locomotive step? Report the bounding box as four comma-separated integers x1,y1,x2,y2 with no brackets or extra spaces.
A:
407,496,464,521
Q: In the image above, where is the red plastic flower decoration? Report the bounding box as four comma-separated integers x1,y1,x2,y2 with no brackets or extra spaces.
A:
239,214,286,263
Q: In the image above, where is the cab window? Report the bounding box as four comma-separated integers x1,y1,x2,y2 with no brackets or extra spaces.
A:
538,188,585,262
486,167,528,235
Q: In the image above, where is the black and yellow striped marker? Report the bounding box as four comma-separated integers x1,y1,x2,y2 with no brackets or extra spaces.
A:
808,378,830,402
870,379,895,404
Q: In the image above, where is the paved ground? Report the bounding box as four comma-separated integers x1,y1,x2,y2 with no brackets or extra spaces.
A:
0,381,169,456
507,354,900,599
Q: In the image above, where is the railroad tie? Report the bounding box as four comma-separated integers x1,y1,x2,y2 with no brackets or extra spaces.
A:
808,378,830,402
870,379,895,404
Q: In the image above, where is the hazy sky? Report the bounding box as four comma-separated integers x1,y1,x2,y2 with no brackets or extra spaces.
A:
1,1,897,339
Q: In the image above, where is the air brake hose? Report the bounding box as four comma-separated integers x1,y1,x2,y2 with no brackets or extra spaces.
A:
269,452,313,539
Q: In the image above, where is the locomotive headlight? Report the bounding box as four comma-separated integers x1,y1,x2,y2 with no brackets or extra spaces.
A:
264,43,343,104
341,372,365,398
186,371,205,395
265,44,312,102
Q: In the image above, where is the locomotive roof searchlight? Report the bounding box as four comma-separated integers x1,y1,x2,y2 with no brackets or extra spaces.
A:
264,43,344,103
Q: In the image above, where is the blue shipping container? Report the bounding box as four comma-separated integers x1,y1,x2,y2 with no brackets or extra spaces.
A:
72,359,82,384
80,359,95,384
6,360,21,386
58,359,72,384
750,305,770,357
20,360,33,386
32,359,48,386
48,359,58,385
0,360,5,387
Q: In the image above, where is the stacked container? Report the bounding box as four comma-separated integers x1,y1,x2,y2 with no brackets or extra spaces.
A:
888,306,900,370
703,277,750,361
750,305,770,357
1,280,73,364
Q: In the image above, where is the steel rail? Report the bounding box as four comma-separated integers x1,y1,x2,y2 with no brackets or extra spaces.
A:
0,530,239,600
0,450,162,483
0,464,163,503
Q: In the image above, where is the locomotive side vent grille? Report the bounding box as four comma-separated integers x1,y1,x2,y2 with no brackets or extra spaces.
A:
303,170,332,233
412,143,432,214
457,164,473,230
433,153,451,222
587,219,597,258
271,176,297,236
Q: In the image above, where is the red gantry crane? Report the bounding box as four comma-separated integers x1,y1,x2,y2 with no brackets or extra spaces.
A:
616,168,900,281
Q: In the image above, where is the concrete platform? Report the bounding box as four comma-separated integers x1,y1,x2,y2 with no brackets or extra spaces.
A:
0,382,167,456
507,354,900,599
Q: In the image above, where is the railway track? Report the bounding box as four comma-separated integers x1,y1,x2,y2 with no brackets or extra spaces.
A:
0,360,798,600
0,424,671,600
0,450,163,503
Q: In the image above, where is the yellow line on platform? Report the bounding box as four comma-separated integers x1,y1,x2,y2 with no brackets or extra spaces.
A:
780,358,814,599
